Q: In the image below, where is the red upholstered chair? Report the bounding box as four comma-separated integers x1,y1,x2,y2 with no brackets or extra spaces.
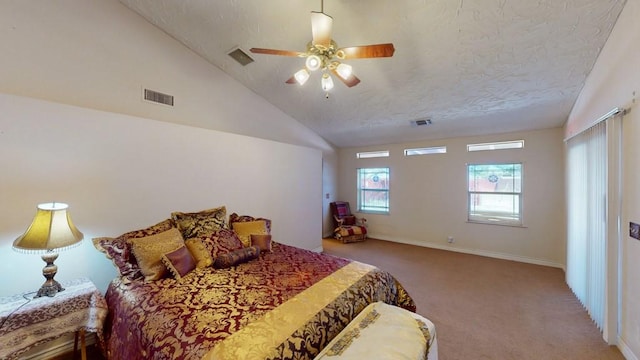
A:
330,201,367,243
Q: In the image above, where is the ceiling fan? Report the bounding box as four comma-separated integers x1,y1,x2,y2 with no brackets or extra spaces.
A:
249,0,395,96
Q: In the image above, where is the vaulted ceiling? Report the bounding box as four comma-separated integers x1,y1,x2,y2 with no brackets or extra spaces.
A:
120,0,626,148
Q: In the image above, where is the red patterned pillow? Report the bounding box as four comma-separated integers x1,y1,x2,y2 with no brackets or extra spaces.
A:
198,228,245,260
92,219,175,281
228,213,272,234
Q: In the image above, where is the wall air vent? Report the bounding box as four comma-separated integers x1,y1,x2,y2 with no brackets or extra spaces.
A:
143,89,174,106
228,47,254,66
411,119,432,127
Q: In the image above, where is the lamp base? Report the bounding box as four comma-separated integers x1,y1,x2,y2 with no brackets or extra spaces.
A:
34,251,65,298
36,280,64,297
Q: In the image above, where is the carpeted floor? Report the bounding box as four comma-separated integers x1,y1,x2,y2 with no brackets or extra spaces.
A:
322,237,624,360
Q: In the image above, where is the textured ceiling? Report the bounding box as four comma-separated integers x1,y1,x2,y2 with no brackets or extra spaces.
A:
119,0,626,148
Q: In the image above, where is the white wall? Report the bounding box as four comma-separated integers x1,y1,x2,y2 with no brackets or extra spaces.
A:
565,0,640,357
0,0,332,152
0,93,322,297
338,127,566,267
0,0,339,243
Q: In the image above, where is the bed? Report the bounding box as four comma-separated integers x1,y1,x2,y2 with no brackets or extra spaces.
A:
94,208,436,360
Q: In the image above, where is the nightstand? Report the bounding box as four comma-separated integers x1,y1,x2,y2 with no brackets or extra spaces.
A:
0,277,108,360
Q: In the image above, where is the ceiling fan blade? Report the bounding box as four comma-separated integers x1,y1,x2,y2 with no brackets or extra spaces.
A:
311,11,333,47
250,48,306,57
285,75,297,84
339,43,395,59
331,69,361,87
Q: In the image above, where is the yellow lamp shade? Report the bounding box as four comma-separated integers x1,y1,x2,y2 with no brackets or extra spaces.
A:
13,202,84,253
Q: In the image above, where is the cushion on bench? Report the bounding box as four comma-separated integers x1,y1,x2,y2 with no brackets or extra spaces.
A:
314,301,437,360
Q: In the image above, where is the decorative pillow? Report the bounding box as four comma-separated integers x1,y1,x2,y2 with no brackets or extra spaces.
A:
171,206,228,239
232,220,269,247
161,245,196,279
251,234,272,253
184,238,214,268
213,246,260,269
343,215,357,226
130,227,185,281
92,219,175,280
198,228,245,259
229,213,272,234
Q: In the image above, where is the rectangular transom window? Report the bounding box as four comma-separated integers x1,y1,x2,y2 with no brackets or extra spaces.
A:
468,163,522,226
467,140,524,152
356,150,389,159
357,168,390,214
404,146,447,156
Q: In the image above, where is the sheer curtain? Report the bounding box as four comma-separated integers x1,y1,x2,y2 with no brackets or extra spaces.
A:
566,112,622,342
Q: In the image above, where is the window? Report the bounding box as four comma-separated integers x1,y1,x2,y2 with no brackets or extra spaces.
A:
404,146,447,156
356,150,389,159
467,140,524,152
467,163,522,225
357,168,390,214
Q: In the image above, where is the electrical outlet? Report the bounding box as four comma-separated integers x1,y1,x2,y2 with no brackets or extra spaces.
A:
630,222,640,240
447,236,454,244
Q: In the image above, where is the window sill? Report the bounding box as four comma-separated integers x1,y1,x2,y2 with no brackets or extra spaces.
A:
358,211,389,215
466,220,527,228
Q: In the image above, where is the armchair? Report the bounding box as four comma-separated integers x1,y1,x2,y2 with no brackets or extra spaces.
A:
330,201,367,243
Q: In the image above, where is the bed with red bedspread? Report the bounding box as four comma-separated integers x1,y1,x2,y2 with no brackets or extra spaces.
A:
101,240,415,360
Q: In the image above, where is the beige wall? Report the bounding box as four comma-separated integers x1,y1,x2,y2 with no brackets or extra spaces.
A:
0,0,339,242
0,94,322,296
338,127,566,267
0,0,335,297
565,0,640,357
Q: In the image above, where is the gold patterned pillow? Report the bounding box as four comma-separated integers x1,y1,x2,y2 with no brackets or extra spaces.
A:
161,245,196,279
184,238,213,268
130,227,185,281
229,213,272,234
171,206,228,239
232,220,268,247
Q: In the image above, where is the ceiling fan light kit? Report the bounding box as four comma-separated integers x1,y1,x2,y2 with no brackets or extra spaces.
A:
336,63,352,79
321,73,334,91
305,55,323,72
250,0,394,98
294,69,311,85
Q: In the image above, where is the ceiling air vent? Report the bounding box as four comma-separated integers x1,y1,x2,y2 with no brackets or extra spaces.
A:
144,89,174,106
228,47,254,66
410,119,432,127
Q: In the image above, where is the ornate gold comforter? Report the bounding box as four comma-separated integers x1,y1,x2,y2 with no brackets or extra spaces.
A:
104,242,415,360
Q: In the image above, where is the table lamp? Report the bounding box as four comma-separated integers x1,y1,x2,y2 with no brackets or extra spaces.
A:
13,202,84,297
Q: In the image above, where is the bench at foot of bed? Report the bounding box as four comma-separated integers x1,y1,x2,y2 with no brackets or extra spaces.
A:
314,302,438,360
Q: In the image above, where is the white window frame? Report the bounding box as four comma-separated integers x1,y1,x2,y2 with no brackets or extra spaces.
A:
467,140,524,152
357,167,390,214
356,150,389,159
404,146,447,156
467,163,523,226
